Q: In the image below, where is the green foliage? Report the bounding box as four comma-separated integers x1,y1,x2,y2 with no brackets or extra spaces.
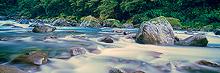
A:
1,0,220,30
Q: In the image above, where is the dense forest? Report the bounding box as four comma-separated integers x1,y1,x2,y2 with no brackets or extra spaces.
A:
1,0,220,30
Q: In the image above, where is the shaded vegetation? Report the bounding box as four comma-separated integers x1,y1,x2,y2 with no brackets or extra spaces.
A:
1,0,220,30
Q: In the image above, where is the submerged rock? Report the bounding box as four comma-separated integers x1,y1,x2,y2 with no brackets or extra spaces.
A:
123,31,131,35
112,30,123,33
175,33,208,46
69,47,86,56
10,51,48,65
0,65,26,73
0,16,7,20
99,37,114,43
126,34,136,39
0,37,14,41
2,23,15,26
44,36,58,39
214,29,220,35
32,25,56,33
109,67,127,73
136,16,175,45
103,19,122,28
12,26,23,28
197,60,220,68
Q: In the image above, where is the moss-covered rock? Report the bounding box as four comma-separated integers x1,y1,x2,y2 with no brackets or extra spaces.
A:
103,19,124,28
166,17,182,30
10,51,48,65
80,15,101,28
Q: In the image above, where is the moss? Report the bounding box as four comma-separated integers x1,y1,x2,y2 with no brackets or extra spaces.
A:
166,17,182,27
80,15,100,24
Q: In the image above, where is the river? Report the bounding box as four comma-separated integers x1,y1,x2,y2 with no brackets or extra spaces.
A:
0,20,220,73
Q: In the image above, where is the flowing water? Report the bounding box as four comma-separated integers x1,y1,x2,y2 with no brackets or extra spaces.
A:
0,20,220,73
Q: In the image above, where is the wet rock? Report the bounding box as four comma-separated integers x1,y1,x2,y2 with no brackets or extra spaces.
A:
109,67,127,73
214,29,220,35
113,30,123,33
2,23,15,26
0,37,14,41
71,35,88,39
10,51,48,65
69,47,86,56
86,46,101,54
175,33,208,46
0,65,26,73
136,16,175,45
17,16,29,24
0,16,7,20
53,19,77,26
127,70,145,73
80,15,101,28
174,36,180,43
25,31,32,33
44,36,58,39
29,24,35,27
123,31,131,35
99,37,114,43
32,25,56,33
67,31,77,33
123,23,133,28
184,28,194,35
197,60,220,68
12,26,23,28
91,50,101,54
126,34,136,39
147,51,163,58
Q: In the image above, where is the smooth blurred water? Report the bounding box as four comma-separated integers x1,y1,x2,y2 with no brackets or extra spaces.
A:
0,20,220,73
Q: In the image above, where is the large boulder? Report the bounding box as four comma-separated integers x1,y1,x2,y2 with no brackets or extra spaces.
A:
0,65,26,73
80,15,101,28
17,16,29,24
32,25,56,33
214,29,220,35
0,16,7,20
53,19,77,27
135,16,175,45
10,51,48,65
175,33,208,46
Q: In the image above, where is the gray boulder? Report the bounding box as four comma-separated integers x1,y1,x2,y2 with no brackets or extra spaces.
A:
80,15,101,28
175,33,208,46
17,16,29,24
136,16,175,45
32,25,56,33
0,65,26,73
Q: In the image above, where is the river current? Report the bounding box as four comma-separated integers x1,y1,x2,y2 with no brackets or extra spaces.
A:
0,20,220,73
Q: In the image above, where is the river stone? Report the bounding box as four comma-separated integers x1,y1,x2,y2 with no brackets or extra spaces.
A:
109,67,127,73
44,36,58,39
214,29,220,35
69,47,86,56
53,19,77,26
123,31,131,35
32,25,56,33
113,30,123,33
136,16,175,44
2,23,15,26
0,65,26,73
123,23,133,28
10,51,48,65
0,16,7,20
80,15,101,28
99,37,114,43
175,33,208,46
18,16,29,24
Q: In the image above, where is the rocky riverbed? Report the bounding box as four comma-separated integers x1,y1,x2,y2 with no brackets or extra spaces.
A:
0,19,220,73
